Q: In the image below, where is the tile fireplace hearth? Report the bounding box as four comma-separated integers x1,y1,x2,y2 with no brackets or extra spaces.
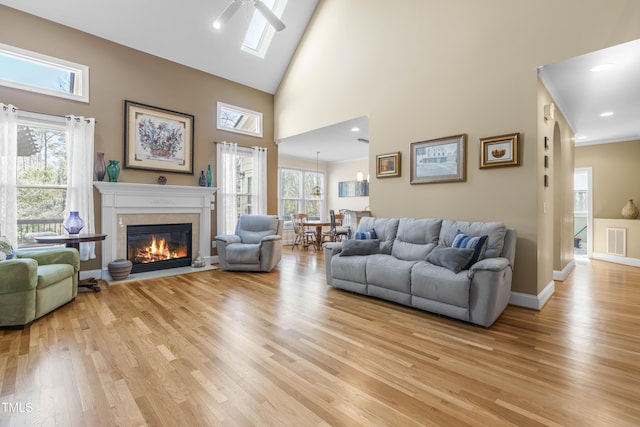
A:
94,182,217,277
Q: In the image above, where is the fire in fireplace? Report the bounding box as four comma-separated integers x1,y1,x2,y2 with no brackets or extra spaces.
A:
127,223,192,273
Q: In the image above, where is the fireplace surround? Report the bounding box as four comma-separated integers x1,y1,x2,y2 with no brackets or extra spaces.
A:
94,182,216,276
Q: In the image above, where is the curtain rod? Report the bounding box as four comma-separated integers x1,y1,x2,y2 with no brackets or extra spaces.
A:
213,140,267,151
2,104,96,124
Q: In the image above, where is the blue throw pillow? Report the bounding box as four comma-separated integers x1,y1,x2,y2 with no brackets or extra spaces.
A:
355,229,377,240
0,236,16,261
451,230,488,269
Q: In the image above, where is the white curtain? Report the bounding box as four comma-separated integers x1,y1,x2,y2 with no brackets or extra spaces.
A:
65,116,96,260
251,146,267,215
0,104,18,243
217,141,238,235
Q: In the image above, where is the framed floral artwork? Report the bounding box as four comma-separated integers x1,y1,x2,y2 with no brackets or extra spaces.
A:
124,100,194,174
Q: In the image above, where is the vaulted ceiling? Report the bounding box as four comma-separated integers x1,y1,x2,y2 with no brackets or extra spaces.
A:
2,1,639,162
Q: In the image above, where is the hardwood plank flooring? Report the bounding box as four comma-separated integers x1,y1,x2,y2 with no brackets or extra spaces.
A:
1,252,639,426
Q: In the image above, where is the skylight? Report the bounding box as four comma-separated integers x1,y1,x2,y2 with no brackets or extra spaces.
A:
242,0,287,58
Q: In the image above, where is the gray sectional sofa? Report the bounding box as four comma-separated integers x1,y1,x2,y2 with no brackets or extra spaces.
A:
323,217,516,327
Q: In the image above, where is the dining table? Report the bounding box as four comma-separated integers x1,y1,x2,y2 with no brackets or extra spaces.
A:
302,220,331,249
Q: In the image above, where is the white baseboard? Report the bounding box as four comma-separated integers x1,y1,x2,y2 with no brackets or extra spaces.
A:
509,280,555,310
592,252,640,267
553,259,576,281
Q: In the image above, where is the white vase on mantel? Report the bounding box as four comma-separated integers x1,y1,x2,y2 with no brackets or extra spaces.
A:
621,199,639,219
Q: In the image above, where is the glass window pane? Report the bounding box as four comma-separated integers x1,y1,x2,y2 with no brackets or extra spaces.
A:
16,119,68,244
217,102,263,137
0,42,89,102
281,169,300,198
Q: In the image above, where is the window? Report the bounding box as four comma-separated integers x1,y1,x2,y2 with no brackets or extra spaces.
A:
0,43,89,102
236,151,254,216
16,112,69,245
242,0,288,58
217,102,263,137
279,167,325,228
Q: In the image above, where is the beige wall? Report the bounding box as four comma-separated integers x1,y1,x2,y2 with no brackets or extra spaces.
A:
275,0,640,298
0,6,276,268
575,140,640,218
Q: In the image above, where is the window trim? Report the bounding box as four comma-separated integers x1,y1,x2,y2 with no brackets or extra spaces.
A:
0,42,90,103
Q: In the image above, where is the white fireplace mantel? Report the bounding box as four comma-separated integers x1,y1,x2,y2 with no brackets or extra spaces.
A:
94,181,217,269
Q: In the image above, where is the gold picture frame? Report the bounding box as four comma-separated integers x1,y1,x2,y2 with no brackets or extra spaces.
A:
480,132,520,169
376,152,401,178
124,100,195,175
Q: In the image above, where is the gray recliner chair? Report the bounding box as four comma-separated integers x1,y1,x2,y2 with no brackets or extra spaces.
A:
215,215,283,272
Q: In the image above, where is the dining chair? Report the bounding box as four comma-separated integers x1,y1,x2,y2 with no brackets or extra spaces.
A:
291,213,316,250
321,210,350,243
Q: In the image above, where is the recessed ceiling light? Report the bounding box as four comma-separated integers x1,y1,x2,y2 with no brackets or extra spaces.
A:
600,111,614,117
351,127,360,132
590,63,613,72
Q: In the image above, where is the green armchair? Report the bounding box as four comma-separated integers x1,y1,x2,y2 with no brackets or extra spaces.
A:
0,247,79,328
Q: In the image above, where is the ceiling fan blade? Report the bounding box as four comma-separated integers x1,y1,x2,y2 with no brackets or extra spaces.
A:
254,0,286,31
213,0,241,29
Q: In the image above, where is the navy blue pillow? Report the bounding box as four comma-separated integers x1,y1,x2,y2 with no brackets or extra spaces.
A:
355,229,377,240
451,230,488,269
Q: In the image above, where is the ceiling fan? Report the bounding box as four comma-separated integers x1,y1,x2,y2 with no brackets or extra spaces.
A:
213,0,286,32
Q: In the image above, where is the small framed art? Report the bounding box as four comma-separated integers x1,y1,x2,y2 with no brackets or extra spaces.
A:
479,132,520,169
376,152,401,178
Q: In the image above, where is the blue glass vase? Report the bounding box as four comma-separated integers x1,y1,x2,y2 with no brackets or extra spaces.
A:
63,211,85,235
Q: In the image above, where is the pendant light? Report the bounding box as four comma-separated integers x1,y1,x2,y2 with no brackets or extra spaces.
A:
312,151,322,197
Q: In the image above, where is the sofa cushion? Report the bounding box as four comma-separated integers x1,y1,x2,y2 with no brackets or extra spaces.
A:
357,217,399,255
37,264,75,289
439,220,506,258
340,239,380,256
332,254,368,284
452,231,488,269
391,218,442,261
411,262,471,308
236,215,279,244
366,254,415,294
426,246,474,273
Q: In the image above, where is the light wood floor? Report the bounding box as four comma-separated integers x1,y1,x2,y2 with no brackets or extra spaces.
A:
1,252,639,426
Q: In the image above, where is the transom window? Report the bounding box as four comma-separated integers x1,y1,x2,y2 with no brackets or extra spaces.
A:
217,102,263,137
0,42,89,102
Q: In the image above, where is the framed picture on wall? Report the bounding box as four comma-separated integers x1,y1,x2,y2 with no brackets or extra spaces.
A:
124,100,195,174
376,152,401,178
479,133,520,169
410,134,466,184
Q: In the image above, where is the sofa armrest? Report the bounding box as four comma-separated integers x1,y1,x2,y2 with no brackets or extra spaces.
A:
215,235,242,244
322,242,343,256
0,258,38,293
260,235,282,242
16,247,80,273
468,257,510,276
